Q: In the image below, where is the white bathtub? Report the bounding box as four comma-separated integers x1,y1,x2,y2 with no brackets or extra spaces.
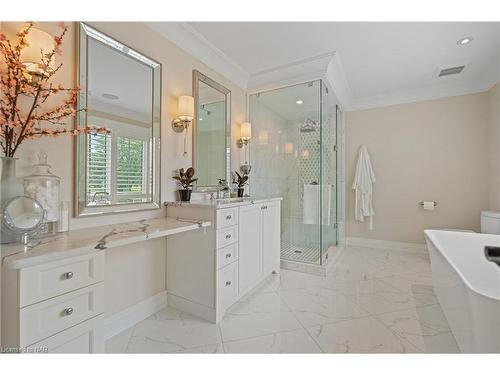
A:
424,230,500,353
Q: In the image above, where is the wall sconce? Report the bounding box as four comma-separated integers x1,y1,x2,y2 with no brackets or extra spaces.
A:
171,95,194,133
284,142,294,154
20,27,55,80
237,122,252,148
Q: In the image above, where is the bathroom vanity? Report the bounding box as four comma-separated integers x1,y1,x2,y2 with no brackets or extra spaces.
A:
165,197,282,323
0,217,211,353
0,197,281,353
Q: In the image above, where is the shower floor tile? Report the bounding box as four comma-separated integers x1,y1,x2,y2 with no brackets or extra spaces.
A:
281,241,321,264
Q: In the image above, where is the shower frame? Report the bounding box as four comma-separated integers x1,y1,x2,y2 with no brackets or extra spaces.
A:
247,79,342,267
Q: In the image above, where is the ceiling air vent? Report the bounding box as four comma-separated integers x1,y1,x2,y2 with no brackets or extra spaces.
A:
438,65,466,77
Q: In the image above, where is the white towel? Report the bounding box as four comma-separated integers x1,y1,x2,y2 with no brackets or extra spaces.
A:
352,145,376,230
303,184,331,225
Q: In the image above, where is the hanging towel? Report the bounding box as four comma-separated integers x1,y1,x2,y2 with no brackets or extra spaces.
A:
352,145,376,230
303,184,331,225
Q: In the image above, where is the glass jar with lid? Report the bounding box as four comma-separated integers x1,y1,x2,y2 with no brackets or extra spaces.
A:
23,151,61,228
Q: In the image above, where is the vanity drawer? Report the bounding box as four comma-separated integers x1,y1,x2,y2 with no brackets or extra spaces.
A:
19,252,105,307
217,262,238,310
27,315,104,353
19,283,104,346
216,226,238,249
216,208,239,229
217,243,238,269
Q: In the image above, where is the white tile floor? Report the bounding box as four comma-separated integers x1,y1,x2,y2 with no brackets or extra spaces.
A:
106,245,460,353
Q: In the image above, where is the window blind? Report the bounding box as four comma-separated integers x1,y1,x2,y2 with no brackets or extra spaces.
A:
87,133,111,197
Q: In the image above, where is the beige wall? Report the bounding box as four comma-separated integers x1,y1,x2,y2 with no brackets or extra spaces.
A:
0,22,246,315
346,93,490,244
487,82,500,210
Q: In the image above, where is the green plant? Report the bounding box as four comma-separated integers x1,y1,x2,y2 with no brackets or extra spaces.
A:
172,167,198,190
232,171,248,188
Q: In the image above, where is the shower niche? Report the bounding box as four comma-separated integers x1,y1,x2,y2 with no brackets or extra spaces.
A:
249,80,344,270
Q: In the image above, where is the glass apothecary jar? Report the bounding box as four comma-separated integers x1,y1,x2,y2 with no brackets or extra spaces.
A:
23,151,60,226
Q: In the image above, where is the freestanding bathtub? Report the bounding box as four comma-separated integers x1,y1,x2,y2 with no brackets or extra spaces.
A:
424,230,500,353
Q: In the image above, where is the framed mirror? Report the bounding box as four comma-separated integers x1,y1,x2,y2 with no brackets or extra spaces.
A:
192,70,231,190
76,23,161,217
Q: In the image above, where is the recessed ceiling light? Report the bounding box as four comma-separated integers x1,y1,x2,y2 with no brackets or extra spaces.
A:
102,93,119,100
457,37,473,46
295,100,303,105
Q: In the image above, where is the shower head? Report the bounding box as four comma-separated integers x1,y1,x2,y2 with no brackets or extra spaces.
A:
300,119,317,133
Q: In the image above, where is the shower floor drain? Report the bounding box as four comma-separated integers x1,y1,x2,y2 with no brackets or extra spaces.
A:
281,242,320,263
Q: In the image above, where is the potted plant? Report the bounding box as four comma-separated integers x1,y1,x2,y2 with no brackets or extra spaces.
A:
172,167,197,202
232,171,248,198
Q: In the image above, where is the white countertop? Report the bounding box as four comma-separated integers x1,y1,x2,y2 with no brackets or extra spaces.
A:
1,217,211,270
165,196,283,209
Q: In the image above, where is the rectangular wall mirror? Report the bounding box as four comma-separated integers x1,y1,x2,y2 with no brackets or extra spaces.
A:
192,70,231,190
76,23,161,217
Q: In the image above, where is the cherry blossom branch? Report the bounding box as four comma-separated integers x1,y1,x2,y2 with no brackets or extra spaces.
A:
0,22,110,158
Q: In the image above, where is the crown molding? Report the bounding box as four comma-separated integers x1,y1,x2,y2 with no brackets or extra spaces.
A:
144,22,249,89
145,22,500,112
345,74,498,112
247,52,335,91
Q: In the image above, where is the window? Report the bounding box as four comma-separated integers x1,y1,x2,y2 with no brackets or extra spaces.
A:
116,137,147,202
86,134,149,205
87,133,111,203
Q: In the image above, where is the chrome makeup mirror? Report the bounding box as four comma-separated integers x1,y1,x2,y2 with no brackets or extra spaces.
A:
192,70,231,190
2,196,46,248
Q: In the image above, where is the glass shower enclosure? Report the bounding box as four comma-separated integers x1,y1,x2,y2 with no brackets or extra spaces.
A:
249,80,341,266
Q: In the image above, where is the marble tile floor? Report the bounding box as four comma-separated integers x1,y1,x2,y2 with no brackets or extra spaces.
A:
106,245,460,354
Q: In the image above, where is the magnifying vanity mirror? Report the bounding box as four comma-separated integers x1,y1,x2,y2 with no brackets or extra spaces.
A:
2,196,46,247
192,70,231,190
76,23,161,216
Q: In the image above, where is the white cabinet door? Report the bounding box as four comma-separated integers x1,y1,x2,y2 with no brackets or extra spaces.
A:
262,201,281,275
27,315,104,353
238,204,263,294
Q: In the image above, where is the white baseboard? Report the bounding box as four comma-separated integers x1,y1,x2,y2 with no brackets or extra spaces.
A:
104,291,167,340
346,237,427,253
167,293,216,323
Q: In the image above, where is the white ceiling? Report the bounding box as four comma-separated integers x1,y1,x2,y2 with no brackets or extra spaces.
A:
147,22,500,110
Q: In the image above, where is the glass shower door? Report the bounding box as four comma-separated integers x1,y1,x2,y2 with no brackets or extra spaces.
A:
320,81,338,263
249,81,323,265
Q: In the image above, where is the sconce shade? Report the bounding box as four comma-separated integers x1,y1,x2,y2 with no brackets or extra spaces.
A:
178,96,194,120
20,28,56,72
241,122,252,140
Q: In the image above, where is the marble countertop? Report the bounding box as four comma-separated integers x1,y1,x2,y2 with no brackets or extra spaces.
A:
165,196,283,209
1,217,211,270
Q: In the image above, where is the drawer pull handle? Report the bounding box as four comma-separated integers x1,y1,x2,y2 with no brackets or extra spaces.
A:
225,253,232,258
63,271,74,280
225,234,231,239
225,281,232,286
63,307,74,316
226,215,232,220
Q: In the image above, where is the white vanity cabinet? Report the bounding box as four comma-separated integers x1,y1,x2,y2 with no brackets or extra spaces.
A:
166,197,281,323
239,201,281,295
1,252,105,353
